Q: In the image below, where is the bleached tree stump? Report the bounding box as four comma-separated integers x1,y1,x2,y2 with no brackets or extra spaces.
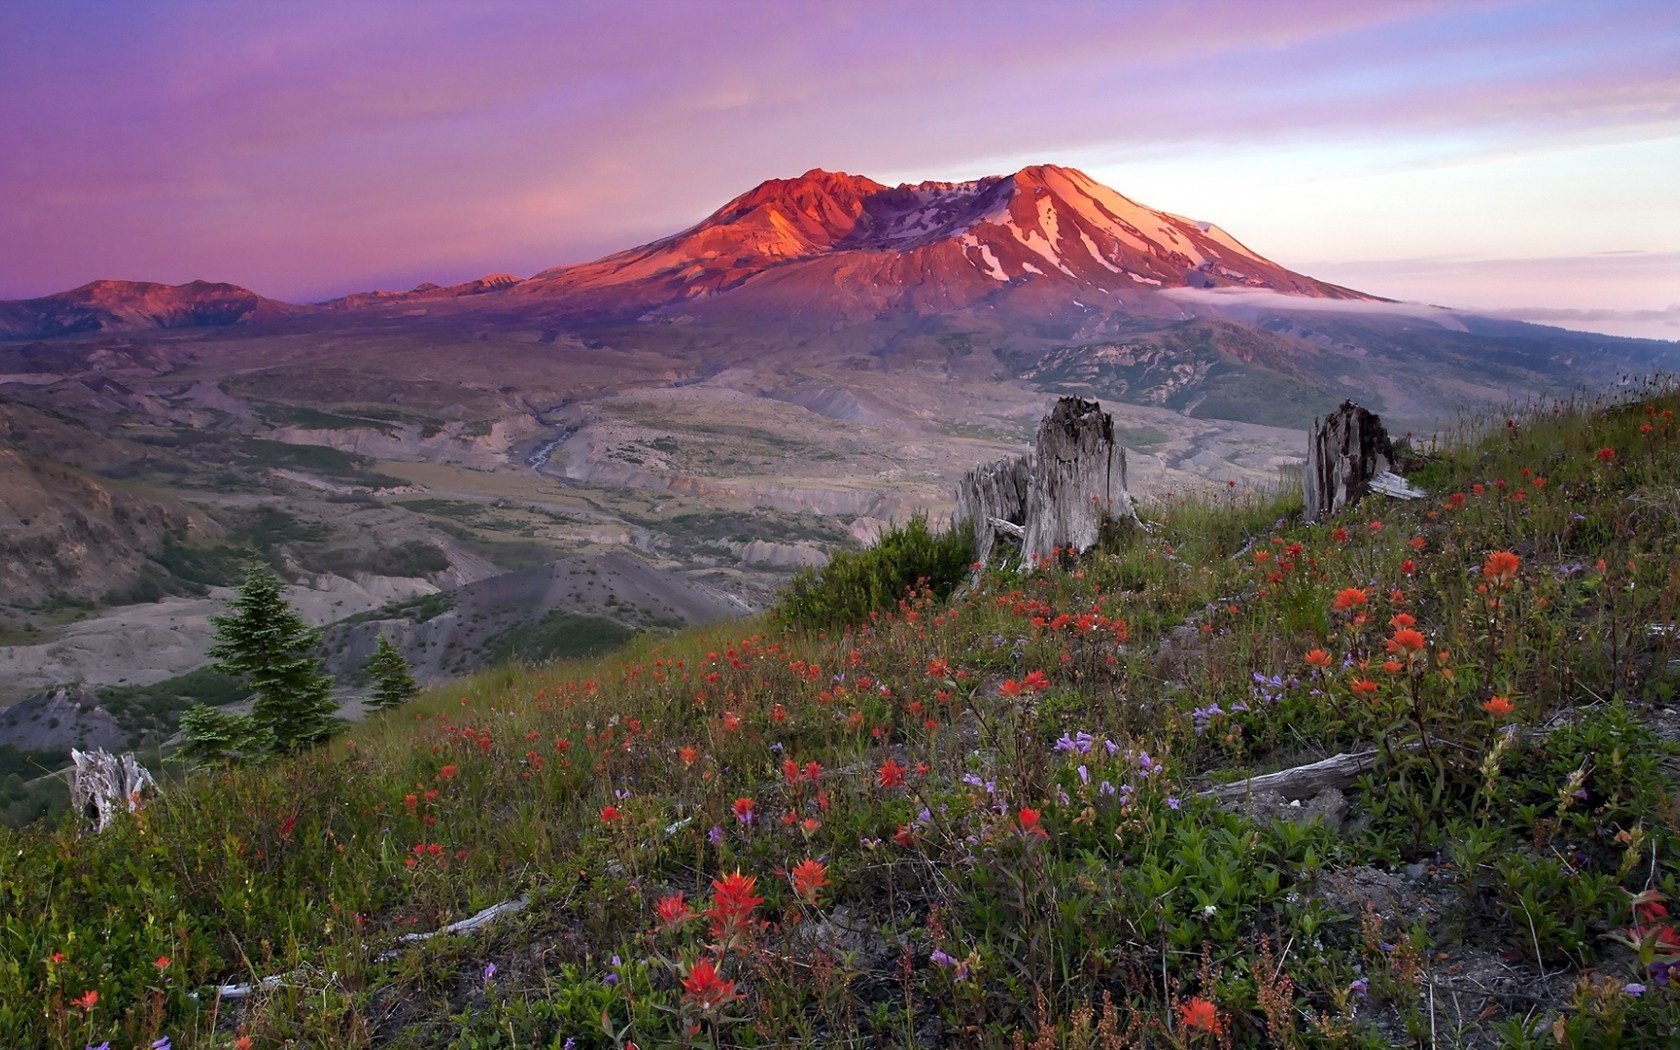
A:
954,454,1032,566
69,748,158,832
955,397,1137,567
1021,397,1138,565
1303,400,1424,524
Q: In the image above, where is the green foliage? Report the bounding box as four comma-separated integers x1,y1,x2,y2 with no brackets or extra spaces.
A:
774,513,973,630
5,383,1680,1046
365,635,420,711
201,562,338,757
175,704,264,764
480,611,637,667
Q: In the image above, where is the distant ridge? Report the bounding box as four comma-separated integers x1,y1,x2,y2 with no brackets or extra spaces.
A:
0,279,299,339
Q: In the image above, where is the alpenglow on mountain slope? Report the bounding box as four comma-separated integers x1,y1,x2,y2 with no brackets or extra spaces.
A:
0,164,1368,338
513,164,1371,319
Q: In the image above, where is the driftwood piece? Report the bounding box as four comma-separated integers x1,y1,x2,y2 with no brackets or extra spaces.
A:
1303,401,1424,523
69,748,158,832
1201,714,1575,808
1022,397,1138,563
1199,749,1379,804
954,454,1032,566
954,398,1137,567
209,894,532,1000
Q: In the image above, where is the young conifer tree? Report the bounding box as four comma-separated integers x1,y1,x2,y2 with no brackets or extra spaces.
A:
205,562,337,755
364,634,419,711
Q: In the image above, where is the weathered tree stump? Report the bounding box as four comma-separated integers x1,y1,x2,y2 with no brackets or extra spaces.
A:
955,397,1137,567
1303,400,1424,523
69,748,158,832
1022,398,1137,563
953,454,1032,566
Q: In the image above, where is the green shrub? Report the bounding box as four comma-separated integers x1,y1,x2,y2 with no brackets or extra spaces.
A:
773,514,972,630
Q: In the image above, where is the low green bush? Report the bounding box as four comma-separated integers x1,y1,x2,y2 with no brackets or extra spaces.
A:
773,513,972,630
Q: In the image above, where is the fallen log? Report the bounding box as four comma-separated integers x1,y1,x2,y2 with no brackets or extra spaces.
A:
1199,749,1380,804
207,894,531,1001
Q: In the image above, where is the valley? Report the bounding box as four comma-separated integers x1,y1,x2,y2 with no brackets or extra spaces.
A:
1,162,1674,785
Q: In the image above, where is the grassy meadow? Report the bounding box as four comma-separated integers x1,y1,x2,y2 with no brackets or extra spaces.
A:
3,380,1678,1048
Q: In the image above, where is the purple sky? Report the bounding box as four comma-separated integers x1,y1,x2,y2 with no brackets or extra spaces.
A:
3,0,1677,338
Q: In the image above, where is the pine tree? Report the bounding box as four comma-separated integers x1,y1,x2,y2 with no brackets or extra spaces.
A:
177,705,263,764
364,634,419,711
206,562,338,755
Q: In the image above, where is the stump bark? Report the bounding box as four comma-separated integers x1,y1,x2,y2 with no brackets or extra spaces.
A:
1303,400,1424,523
1022,398,1137,563
953,454,1032,566
69,748,158,832
955,397,1137,567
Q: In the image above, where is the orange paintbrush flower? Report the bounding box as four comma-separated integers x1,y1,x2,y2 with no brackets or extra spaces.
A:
1482,550,1521,586
681,957,737,1011
1482,696,1514,718
791,858,829,904
1332,587,1368,611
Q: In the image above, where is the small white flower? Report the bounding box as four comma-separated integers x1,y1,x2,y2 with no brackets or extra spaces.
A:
1201,904,1218,919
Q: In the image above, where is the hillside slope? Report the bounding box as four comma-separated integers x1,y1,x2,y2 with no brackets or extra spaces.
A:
4,382,1678,1046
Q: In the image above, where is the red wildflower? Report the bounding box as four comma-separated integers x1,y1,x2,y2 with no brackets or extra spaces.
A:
438,764,458,781
1017,807,1048,840
154,955,170,969
1332,587,1368,611
655,892,693,930
1483,550,1520,586
1596,447,1617,462
1390,613,1416,630
1178,997,1221,1034
1304,648,1333,669
997,679,1023,698
599,805,621,824
1482,696,1514,719
877,759,907,790
681,957,737,1012
1350,678,1380,697
679,746,699,766
72,989,98,1011
731,797,755,824
1387,628,1427,657
1022,670,1051,693
707,870,763,939
791,858,829,904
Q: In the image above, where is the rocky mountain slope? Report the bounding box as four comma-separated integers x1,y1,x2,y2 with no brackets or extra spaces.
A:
0,279,300,339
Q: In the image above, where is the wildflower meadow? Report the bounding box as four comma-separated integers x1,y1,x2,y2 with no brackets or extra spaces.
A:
3,380,1678,1047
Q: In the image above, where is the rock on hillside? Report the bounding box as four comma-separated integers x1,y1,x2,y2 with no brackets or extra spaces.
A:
0,685,127,753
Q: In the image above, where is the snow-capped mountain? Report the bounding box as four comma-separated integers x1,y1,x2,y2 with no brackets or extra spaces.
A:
514,164,1368,319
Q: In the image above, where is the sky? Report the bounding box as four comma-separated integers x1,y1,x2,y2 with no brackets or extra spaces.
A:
2,0,1677,339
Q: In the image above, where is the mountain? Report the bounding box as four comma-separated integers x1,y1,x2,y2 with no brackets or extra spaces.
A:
515,164,1368,320
0,279,300,339
318,272,522,310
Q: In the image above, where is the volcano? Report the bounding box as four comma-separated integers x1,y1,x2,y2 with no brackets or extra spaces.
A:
513,164,1368,321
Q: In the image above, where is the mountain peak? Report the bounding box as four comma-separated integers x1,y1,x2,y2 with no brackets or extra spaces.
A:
0,279,296,338
518,163,1367,317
